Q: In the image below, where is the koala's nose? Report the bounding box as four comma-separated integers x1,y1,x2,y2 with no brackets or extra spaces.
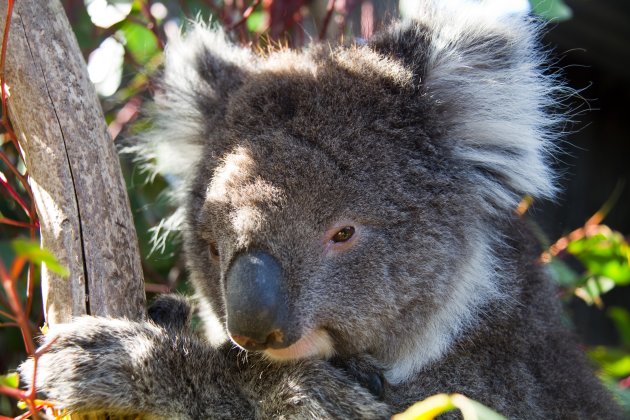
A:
225,250,290,351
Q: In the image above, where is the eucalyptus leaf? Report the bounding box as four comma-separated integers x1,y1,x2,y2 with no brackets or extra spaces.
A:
0,372,19,389
589,346,630,377
608,307,630,347
119,22,159,65
11,239,69,278
529,0,572,21
393,393,506,420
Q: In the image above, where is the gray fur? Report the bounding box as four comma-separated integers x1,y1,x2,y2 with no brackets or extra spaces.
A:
24,1,621,418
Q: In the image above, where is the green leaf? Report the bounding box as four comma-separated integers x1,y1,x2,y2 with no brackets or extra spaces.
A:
548,258,580,288
0,372,19,388
246,10,268,33
529,0,572,21
11,239,69,278
608,307,630,347
589,346,630,378
575,276,615,305
566,228,630,286
393,393,506,420
118,22,159,64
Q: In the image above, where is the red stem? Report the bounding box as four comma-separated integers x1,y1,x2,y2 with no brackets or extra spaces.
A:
0,258,35,355
319,0,336,40
0,217,35,228
0,148,36,216
0,385,25,401
140,0,165,50
227,0,262,30
0,308,16,320
0,173,31,218
25,232,36,318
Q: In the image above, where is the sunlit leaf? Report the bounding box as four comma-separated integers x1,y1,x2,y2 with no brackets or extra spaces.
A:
119,22,159,65
11,239,69,278
589,347,630,378
393,393,506,420
246,11,268,33
529,0,572,21
393,393,454,420
0,372,18,389
566,228,630,287
574,276,615,306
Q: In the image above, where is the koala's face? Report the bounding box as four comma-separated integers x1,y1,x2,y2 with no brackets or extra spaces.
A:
183,49,486,364
154,5,556,376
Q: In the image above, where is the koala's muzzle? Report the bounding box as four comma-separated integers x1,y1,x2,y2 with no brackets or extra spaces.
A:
225,251,292,351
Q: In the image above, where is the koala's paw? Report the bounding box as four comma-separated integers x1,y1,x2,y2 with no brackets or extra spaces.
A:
19,317,160,413
331,354,386,399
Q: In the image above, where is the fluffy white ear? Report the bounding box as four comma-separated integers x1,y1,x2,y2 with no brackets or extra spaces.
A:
132,23,254,190
372,1,565,211
125,24,254,249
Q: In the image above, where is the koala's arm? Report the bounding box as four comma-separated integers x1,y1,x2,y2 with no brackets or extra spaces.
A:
21,317,252,419
22,316,389,419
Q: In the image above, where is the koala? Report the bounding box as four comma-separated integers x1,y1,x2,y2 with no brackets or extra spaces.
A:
22,1,622,419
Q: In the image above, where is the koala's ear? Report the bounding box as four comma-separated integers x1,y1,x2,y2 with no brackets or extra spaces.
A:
135,24,254,185
370,2,562,211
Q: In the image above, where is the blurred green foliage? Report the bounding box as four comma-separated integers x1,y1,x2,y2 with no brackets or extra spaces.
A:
547,223,630,413
530,0,572,21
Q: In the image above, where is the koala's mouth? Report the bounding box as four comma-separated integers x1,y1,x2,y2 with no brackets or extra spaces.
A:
262,329,335,361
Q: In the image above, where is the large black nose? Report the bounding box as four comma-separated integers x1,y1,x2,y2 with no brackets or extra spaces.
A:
225,250,290,351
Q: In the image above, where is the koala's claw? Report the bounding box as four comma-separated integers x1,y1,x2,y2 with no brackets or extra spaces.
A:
330,355,386,399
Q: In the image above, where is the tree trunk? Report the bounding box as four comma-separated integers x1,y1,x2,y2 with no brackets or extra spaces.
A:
0,0,146,324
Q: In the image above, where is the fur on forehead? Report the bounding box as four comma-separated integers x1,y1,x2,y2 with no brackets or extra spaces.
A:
135,0,563,227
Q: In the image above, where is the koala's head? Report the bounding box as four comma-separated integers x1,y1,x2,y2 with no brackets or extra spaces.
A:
141,2,560,382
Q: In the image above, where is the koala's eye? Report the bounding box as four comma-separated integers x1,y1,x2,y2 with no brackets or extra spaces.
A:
209,241,220,259
331,226,355,243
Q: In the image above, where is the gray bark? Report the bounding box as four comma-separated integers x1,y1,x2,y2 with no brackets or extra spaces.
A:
0,0,146,324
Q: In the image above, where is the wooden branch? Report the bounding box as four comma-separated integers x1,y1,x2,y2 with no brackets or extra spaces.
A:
0,0,146,324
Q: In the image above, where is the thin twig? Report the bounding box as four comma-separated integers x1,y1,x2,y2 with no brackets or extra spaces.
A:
0,171,31,217
0,385,24,401
0,257,35,355
0,308,16,320
0,149,36,214
0,217,36,228
139,0,165,50
319,0,336,40
227,0,262,30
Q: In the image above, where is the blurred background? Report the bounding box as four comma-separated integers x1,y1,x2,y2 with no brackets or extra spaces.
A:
1,0,629,416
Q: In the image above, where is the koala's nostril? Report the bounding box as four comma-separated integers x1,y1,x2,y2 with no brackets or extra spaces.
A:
231,329,286,351
266,329,284,345
231,335,267,351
